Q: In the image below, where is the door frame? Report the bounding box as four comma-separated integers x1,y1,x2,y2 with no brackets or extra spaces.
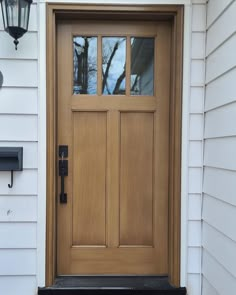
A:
46,3,183,287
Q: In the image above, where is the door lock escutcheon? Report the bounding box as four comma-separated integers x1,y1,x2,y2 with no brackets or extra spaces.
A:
59,145,68,204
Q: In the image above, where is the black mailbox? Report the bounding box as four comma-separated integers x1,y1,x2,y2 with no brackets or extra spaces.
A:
0,147,23,188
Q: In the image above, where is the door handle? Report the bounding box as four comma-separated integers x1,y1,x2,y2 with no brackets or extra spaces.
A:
59,146,68,204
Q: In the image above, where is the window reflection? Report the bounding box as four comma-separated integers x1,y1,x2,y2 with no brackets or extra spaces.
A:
73,36,97,95
102,37,126,95
131,38,154,96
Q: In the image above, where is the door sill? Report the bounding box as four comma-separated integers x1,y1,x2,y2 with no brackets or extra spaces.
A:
38,276,186,294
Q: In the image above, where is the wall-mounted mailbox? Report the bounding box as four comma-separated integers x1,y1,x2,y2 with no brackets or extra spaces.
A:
0,147,23,188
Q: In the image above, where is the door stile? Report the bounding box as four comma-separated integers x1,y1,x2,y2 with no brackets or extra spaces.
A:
107,110,120,248
57,22,73,273
153,23,172,272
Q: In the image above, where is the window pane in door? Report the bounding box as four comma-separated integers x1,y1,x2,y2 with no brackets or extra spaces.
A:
102,37,126,95
73,36,97,95
131,38,154,96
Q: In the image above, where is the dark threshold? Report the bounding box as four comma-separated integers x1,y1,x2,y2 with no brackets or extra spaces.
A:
38,276,186,295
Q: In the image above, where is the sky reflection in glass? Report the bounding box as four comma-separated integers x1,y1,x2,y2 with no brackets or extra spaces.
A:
102,37,126,95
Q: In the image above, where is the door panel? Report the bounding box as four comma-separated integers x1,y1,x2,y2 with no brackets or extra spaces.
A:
57,20,171,275
120,112,154,246
72,112,107,246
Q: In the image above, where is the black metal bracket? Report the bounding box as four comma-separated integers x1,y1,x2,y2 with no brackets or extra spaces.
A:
0,147,23,189
8,170,14,188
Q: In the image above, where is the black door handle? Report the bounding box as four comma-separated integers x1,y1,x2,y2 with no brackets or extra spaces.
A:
59,159,68,203
59,146,68,204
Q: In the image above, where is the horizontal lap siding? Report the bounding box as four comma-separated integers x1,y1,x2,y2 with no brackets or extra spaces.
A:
0,223,37,248
0,60,38,87
0,1,38,295
205,68,236,111
0,32,38,59
203,167,236,206
202,278,219,295
206,1,236,56
0,249,36,275
203,1,236,294
202,250,236,294
203,222,236,278
0,276,37,295
206,34,236,84
0,88,38,114
204,138,236,170
0,196,37,222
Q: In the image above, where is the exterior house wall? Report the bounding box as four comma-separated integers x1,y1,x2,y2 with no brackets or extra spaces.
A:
139,59,154,95
202,0,236,294
0,1,38,295
0,1,206,295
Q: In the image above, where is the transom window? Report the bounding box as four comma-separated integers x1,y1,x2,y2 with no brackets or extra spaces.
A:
73,36,155,96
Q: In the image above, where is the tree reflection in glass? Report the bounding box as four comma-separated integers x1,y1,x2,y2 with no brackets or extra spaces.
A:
102,37,126,95
73,36,97,95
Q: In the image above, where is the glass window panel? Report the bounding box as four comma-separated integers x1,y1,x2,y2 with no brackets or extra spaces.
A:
131,38,154,96
73,36,97,95
102,37,126,95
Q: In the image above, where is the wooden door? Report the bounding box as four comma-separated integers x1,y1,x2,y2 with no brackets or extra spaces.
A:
57,19,171,275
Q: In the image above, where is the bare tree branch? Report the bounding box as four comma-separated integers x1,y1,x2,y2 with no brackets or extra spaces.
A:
102,41,119,93
113,70,125,94
102,68,111,94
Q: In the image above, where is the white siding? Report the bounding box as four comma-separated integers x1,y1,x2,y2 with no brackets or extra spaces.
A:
0,32,38,59
0,196,37,222
205,68,236,111
0,223,37,248
0,276,37,295
0,88,38,114
203,1,236,295
0,1,38,295
202,277,220,295
0,60,38,87
202,250,236,295
187,2,206,294
0,249,37,275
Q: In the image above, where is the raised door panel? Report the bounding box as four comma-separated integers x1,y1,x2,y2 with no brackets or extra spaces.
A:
120,112,154,246
72,112,107,246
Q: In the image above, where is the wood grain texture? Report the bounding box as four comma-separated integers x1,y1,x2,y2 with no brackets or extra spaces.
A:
107,111,120,248
72,112,107,245
56,20,170,275
46,4,57,285
168,6,183,286
120,112,154,246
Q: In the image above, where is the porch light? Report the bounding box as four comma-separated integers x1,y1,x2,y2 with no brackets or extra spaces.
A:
0,0,32,50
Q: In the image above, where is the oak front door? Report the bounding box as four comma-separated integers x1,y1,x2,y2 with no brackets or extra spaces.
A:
57,19,171,275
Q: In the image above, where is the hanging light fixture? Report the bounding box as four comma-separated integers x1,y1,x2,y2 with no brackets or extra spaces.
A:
0,0,32,50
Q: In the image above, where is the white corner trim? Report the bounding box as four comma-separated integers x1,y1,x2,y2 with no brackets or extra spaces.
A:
37,0,191,287
180,3,192,287
37,0,47,287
